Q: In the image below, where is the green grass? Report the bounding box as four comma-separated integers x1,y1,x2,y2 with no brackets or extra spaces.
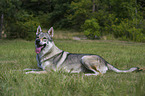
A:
0,39,145,96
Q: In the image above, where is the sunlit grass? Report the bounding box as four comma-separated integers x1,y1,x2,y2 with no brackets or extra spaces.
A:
0,39,145,96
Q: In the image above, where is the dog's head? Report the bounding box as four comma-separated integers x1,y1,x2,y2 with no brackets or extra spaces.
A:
35,26,54,54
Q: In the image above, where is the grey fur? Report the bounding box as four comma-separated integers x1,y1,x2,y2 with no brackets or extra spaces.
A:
25,26,139,75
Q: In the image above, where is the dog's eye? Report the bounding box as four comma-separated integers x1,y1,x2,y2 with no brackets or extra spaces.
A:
36,36,39,39
43,37,47,39
43,37,47,42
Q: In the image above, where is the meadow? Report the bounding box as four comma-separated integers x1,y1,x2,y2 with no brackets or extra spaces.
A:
0,37,145,96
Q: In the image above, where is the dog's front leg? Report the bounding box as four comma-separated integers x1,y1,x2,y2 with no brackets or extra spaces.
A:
36,54,42,68
25,71,47,74
23,68,42,71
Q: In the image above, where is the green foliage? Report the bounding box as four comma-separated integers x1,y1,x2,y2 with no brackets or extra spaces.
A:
68,0,92,28
1,0,145,42
0,0,22,18
17,20,40,41
43,0,73,29
94,11,117,35
6,10,40,40
69,0,145,42
112,19,145,42
82,18,100,39
38,13,50,28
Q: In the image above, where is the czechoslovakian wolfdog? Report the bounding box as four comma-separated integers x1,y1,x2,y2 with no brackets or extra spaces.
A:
25,26,143,75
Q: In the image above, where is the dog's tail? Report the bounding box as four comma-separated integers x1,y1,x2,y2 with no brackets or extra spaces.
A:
107,63,142,73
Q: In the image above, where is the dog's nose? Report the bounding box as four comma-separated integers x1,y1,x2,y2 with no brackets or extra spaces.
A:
36,39,40,44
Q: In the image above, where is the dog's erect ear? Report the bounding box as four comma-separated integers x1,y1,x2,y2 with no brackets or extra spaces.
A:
48,27,54,37
36,25,42,35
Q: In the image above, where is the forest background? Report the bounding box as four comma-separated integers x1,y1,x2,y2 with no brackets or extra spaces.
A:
0,0,145,42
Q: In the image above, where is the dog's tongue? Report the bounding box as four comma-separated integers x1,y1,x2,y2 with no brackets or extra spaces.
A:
35,46,43,54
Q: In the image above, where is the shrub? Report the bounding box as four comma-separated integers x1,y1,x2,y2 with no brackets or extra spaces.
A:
82,18,100,39
112,19,145,42
128,27,145,42
38,13,50,28
7,20,40,41
18,20,40,40
6,10,40,40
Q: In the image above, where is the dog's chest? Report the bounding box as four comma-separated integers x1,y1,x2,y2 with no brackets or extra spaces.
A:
40,52,64,70
41,60,54,70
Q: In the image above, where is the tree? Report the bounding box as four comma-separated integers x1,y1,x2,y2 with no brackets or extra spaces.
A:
0,14,3,39
0,0,144,41
68,0,93,29
0,0,22,37
45,0,74,28
21,0,52,15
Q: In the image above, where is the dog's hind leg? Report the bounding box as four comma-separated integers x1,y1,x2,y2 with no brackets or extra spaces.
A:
81,56,104,76
84,67,100,76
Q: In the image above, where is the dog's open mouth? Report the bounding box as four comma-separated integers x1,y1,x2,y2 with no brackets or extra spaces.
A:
35,44,46,54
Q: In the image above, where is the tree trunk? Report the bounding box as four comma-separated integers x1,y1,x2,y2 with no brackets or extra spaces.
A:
135,0,137,27
92,0,95,13
0,14,4,39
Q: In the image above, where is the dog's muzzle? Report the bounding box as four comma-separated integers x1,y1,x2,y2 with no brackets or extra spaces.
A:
36,39,40,45
35,39,45,54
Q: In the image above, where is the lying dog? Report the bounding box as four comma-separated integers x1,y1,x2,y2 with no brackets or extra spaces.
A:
25,26,141,75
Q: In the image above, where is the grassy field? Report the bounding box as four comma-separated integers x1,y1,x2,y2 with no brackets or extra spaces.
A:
0,39,145,96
